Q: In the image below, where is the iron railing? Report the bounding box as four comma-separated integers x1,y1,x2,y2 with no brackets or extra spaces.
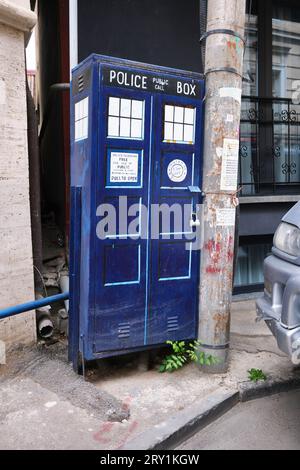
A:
239,96,300,196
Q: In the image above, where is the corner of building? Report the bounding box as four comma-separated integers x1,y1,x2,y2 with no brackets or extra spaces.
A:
0,0,37,350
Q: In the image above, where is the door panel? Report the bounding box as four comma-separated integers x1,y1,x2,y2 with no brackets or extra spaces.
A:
147,94,202,345
93,88,152,352
93,82,203,352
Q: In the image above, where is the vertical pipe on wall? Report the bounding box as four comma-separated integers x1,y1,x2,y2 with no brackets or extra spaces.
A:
27,79,43,294
59,0,71,242
69,0,78,77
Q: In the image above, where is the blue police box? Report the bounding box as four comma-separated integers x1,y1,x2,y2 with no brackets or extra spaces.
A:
69,55,204,372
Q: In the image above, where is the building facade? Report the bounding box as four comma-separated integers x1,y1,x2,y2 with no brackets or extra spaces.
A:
0,0,36,348
237,0,300,292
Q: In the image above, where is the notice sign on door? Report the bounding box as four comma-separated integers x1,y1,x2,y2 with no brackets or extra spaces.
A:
109,151,140,185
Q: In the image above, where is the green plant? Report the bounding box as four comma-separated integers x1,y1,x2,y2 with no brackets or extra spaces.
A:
159,340,218,373
248,368,267,382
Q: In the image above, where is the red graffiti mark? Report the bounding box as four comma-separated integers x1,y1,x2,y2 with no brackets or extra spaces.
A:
227,40,237,51
117,420,139,450
206,266,222,274
93,396,139,449
215,242,221,253
121,396,132,413
205,239,215,252
205,236,235,274
93,422,114,444
205,239,223,253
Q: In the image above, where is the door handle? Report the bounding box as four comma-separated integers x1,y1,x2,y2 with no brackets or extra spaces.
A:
190,212,201,228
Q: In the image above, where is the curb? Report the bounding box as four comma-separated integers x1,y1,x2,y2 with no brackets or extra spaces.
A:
122,389,239,450
123,373,300,450
238,373,300,402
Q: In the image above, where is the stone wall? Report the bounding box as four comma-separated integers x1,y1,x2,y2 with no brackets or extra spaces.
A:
0,0,37,349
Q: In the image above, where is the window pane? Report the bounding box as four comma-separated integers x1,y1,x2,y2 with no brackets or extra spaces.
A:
234,240,272,287
242,2,258,96
132,100,143,119
165,105,174,122
120,99,131,117
131,119,143,139
120,117,131,137
174,123,183,141
82,117,89,139
272,4,300,184
75,121,80,140
164,122,173,141
109,97,120,116
75,102,80,121
184,108,195,125
184,124,194,143
108,116,119,136
83,97,89,118
174,106,184,123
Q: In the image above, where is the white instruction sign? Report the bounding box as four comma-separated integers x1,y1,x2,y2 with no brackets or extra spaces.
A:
220,139,239,191
110,152,139,184
216,208,236,227
167,159,188,183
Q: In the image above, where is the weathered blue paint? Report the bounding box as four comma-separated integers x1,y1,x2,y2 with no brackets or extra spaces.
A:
70,55,204,369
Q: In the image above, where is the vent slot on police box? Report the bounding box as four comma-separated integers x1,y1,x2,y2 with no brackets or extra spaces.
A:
73,68,91,96
118,322,131,339
167,316,179,332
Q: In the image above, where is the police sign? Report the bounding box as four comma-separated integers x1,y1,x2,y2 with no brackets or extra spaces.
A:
102,66,200,98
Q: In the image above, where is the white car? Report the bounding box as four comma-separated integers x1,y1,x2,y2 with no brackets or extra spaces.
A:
256,201,300,364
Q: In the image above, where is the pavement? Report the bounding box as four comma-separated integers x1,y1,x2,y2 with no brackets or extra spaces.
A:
178,389,300,450
0,298,300,450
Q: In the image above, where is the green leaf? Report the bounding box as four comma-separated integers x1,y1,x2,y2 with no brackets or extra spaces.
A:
158,340,218,374
248,368,267,382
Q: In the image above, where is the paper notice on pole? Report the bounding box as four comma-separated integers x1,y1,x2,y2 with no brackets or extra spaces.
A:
216,208,236,227
220,139,239,191
219,87,242,103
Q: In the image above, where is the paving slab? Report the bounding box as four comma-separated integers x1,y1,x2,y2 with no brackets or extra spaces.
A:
178,390,300,450
0,299,300,450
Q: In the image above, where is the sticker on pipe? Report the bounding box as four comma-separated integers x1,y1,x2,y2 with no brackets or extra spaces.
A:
220,139,239,191
216,208,236,226
167,159,187,183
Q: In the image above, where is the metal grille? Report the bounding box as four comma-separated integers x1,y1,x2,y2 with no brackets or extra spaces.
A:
239,96,300,196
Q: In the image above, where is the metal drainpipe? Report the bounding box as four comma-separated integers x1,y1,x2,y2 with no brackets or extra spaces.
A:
36,302,54,339
39,83,70,143
27,79,43,294
59,275,70,313
0,293,69,321
199,0,208,72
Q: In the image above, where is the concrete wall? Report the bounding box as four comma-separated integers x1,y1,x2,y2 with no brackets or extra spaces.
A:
0,0,36,349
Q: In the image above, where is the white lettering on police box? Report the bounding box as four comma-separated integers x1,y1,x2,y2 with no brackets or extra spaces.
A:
110,70,148,90
177,81,196,96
